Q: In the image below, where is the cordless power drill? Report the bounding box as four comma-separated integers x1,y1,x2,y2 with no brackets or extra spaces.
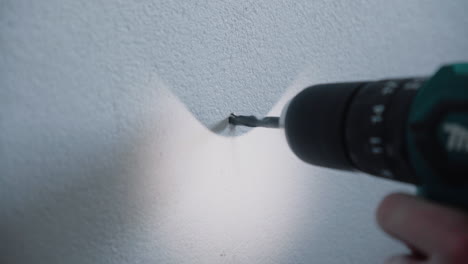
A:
229,63,468,210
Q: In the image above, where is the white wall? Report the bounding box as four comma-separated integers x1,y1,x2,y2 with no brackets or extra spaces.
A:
1,1,468,263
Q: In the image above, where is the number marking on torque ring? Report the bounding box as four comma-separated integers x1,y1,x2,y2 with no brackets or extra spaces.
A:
404,79,423,90
370,137,382,144
380,169,394,178
382,81,398,95
370,137,384,154
371,104,385,124
371,147,383,154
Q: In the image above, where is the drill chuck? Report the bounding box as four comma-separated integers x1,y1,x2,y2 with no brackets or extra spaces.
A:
283,79,422,184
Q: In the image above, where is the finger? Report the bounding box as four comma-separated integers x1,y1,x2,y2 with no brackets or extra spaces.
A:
376,193,468,254
385,255,424,264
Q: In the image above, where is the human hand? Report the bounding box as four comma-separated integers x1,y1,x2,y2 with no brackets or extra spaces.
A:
377,193,468,264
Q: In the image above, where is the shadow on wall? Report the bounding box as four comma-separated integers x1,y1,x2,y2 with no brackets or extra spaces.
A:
0,135,151,263
276,167,413,263
0,67,415,264
0,67,395,264
0,75,175,263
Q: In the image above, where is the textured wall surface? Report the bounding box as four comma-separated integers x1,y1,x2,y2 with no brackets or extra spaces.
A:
1,0,468,263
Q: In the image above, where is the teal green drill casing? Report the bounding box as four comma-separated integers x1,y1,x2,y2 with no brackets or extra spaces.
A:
407,63,468,209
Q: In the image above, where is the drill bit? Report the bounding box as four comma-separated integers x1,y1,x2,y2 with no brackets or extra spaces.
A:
228,113,280,128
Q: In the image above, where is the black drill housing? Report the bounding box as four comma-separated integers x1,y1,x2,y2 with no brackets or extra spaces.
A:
284,79,424,184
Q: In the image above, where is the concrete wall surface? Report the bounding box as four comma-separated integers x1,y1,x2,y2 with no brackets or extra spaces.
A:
1,1,468,263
